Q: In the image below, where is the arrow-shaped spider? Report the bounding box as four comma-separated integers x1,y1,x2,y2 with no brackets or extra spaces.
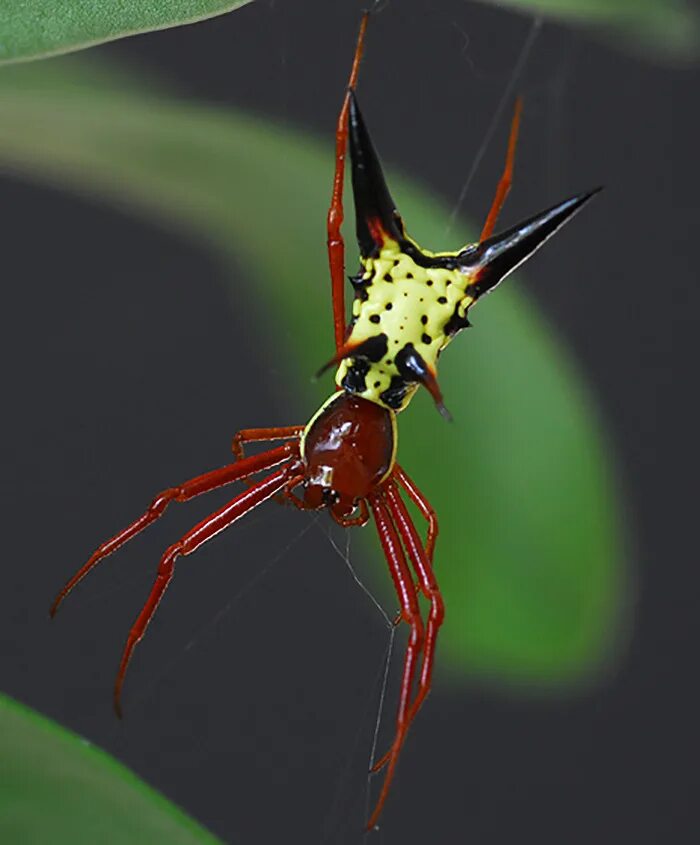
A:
51,12,599,829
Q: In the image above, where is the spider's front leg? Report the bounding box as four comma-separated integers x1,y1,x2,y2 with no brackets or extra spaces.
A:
112,459,302,715
51,442,299,616
230,427,305,507
327,11,369,353
231,426,304,462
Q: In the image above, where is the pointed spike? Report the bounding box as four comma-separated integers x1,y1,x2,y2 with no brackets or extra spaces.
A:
314,340,358,380
436,401,453,423
348,90,405,257
462,187,602,298
314,334,389,380
395,343,451,421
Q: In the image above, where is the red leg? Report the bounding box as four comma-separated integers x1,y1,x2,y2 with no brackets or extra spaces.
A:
394,464,439,564
385,482,444,724
327,12,369,354
231,426,303,461
331,498,370,528
278,472,312,511
51,442,299,616
113,461,301,716
479,97,523,242
366,491,424,830
370,480,444,774
231,426,304,504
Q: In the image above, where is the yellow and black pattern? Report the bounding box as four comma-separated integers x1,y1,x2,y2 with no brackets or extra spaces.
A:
335,236,476,413
335,88,599,417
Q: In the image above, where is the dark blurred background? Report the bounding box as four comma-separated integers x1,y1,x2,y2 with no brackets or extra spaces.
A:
1,0,699,842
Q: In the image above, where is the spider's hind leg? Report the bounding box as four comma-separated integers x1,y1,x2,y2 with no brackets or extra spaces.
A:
479,97,523,242
394,464,439,564
327,12,370,354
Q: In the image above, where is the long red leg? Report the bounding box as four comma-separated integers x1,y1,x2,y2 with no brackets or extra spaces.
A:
385,482,444,724
281,474,310,511
231,426,303,461
479,97,523,242
327,12,369,354
231,426,304,503
51,442,299,616
370,480,444,774
394,464,439,564
113,461,301,716
366,491,424,830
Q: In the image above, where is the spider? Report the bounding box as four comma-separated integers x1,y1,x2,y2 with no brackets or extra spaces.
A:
51,12,599,829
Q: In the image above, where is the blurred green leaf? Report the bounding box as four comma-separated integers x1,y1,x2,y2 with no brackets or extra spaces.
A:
1,0,697,70
489,0,699,60
0,693,222,843
0,0,253,65
0,61,623,686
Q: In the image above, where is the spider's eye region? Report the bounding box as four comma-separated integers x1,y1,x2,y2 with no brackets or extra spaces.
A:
322,488,340,507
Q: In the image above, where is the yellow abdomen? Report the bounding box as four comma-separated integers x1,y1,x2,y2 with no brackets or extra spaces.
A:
335,239,475,412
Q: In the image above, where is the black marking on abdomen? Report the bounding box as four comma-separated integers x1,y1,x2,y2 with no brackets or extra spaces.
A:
350,333,389,363
380,376,411,410
360,333,389,362
350,270,371,302
342,359,370,394
399,240,459,269
465,281,485,298
395,343,429,384
444,307,472,337
341,334,389,396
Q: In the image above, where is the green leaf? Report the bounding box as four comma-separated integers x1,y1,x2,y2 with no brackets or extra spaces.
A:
2,0,697,69
0,693,221,843
0,1,253,66
0,61,624,686
489,0,699,61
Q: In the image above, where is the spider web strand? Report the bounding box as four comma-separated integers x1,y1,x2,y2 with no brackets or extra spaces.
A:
445,15,542,237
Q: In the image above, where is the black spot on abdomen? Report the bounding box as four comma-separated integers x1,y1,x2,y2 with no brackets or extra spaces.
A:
444,307,472,337
352,333,388,362
342,359,370,394
380,376,411,410
350,270,371,302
